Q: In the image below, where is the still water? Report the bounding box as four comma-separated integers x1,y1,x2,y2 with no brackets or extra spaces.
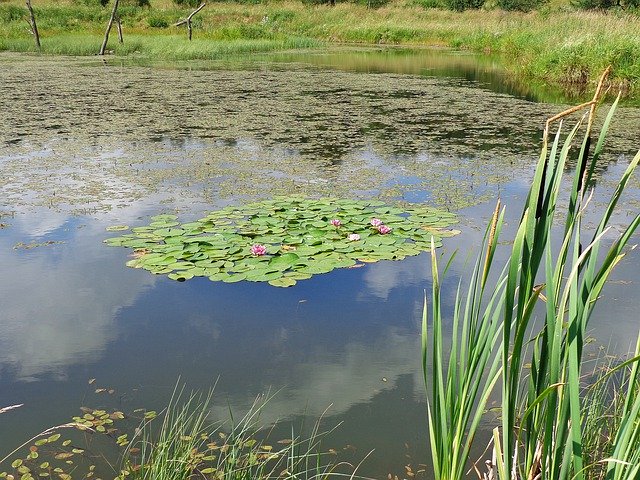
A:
1,48,640,478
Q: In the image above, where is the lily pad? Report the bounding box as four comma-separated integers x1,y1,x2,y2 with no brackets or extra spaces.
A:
106,225,130,232
105,197,459,287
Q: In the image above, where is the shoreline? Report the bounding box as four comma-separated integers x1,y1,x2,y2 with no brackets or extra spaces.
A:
0,0,638,98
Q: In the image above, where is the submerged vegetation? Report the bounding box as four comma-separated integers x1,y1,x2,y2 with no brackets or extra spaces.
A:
423,73,640,478
105,197,458,286
0,0,639,93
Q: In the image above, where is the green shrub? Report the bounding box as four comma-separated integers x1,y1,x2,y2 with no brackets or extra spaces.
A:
571,0,615,7
572,0,639,8
72,0,110,5
74,0,150,6
411,0,448,8
172,0,201,7
300,0,344,5
444,0,484,10
147,15,169,27
353,0,390,8
0,5,26,22
497,0,547,11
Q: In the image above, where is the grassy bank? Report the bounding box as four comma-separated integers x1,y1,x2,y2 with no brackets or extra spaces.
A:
0,1,639,93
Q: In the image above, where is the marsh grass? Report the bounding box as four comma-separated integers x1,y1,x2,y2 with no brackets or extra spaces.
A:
0,0,638,90
0,33,318,58
580,353,640,479
119,387,359,480
422,71,640,479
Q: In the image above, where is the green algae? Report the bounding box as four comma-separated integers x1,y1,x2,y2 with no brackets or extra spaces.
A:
1,54,639,215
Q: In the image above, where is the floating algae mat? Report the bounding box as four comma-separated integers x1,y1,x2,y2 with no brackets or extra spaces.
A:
105,197,459,287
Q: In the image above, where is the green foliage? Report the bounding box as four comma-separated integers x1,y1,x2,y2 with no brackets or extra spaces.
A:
352,0,390,9
172,0,202,7
105,197,458,287
572,0,640,9
443,0,484,12
0,5,25,24
1,387,347,480
496,0,546,11
119,387,349,480
1,406,126,480
410,0,448,9
147,15,169,28
571,0,617,8
74,0,150,6
71,0,110,6
299,0,338,5
0,33,319,59
423,89,640,480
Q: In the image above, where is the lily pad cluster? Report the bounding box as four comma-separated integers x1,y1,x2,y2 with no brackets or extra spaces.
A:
105,197,459,287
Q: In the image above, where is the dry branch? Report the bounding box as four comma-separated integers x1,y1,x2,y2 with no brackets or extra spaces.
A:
543,66,612,139
174,2,206,41
0,404,24,415
116,14,123,44
99,0,120,55
25,0,40,50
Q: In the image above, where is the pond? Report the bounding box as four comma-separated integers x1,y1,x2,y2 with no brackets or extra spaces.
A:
1,47,640,478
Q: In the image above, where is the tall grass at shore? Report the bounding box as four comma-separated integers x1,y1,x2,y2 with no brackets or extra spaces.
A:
1,389,356,480
0,0,638,90
0,32,318,58
119,387,356,480
423,72,640,479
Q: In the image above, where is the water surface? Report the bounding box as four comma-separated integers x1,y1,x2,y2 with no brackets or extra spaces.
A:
1,48,640,478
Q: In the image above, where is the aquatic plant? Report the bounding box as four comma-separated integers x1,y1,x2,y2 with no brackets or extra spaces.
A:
422,72,640,479
118,386,359,480
105,197,458,287
1,386,354,480
0,405,127,480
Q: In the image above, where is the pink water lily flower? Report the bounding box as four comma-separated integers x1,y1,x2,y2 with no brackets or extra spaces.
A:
348,233,361,241
331,219,342,227
250,244,267,256
370,218,383,227
377,225,392,235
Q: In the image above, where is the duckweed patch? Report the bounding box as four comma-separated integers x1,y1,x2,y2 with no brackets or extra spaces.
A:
13,240,66,250
105,197,459,287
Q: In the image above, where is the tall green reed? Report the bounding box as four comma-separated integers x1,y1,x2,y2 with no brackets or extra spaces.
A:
423,68,640,480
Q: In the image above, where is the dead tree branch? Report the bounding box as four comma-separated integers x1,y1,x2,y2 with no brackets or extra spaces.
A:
116,14,123,44
99,0,120,55
25,0,41,50
174,2,206,41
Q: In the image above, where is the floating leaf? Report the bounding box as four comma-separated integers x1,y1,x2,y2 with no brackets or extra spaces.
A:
268,277,297,288
106,197,458,287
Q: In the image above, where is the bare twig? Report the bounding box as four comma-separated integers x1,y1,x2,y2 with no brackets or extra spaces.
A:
99,0,120,55
174,2,206,41
116,14,123,44
543,66,612,139
0,404,24,415
0,423,89,465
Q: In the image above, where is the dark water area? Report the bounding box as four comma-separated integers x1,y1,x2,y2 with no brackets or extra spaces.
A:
1,48,640,478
